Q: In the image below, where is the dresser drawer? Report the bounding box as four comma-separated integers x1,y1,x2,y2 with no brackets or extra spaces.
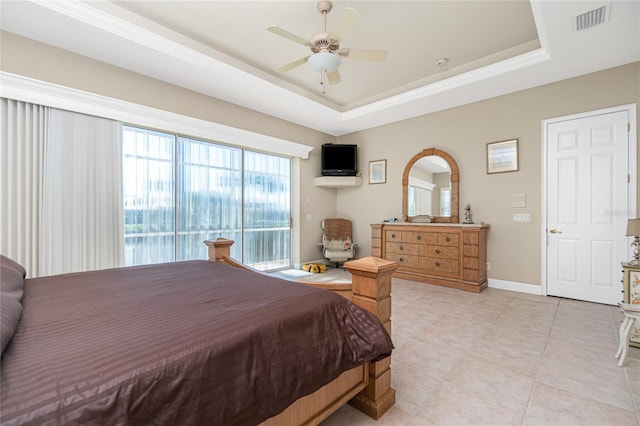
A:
385,230,402,242
402,231,437,244
419,245,459,260
437,233,459,246
385,252,419,268
386,242,420,256
419,257,459,273
385,230,437,244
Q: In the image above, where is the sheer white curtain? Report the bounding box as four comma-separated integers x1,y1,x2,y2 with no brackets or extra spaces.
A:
41,108,123,275
0,99,47,277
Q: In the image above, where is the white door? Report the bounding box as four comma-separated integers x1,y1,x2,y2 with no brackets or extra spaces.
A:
545,107,635,305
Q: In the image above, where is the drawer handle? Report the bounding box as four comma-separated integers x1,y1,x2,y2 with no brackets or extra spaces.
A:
435,249,441,254
391,233,396,238
399,257,404,262
399,245,404,251
435,261,441,267
445,236,451,242
417,235,422,240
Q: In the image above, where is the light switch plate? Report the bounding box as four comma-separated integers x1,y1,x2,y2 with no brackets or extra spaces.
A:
513,213,531,222
512,193,526,208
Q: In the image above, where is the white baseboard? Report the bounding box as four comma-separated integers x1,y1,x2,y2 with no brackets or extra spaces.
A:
288,269,545,296
488,278,543,295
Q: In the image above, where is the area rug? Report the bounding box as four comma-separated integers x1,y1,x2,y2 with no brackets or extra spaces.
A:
271,268,351,284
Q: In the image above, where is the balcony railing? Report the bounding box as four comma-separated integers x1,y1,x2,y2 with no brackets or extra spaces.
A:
124,227,290,271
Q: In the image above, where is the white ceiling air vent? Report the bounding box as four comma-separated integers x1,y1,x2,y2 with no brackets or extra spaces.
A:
576,4,609,31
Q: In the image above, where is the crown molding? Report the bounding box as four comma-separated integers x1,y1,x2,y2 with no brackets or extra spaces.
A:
25,0,553,136
0,72,314,159
343,47,551,122
32,0,343,126
5,1,636,137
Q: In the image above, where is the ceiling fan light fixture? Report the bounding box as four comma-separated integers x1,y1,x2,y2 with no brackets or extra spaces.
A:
308,51,341,73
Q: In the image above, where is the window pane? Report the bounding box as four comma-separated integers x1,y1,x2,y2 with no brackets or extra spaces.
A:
177,137,242,261
408,186,416,216
123,126,175,265
243,151,291,270
440,188,451,216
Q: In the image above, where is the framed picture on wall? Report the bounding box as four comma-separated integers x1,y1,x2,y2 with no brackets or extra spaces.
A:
369,160,386,184
487,139,519,174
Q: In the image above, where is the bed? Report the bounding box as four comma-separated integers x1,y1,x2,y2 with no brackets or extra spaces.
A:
1,238,397,425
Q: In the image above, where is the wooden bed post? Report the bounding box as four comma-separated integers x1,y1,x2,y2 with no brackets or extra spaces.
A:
344,256,398,420
205,238,234,262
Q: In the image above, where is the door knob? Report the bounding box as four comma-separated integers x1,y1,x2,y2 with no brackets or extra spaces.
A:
549,229,563,234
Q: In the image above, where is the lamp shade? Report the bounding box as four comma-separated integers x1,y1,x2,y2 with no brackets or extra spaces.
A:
626,218,640,236
307,52,341,73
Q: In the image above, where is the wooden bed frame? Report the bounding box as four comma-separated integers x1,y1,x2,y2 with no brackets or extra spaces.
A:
205,238,398,425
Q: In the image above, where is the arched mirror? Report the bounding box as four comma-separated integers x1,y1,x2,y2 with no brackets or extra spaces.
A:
402,148,459,223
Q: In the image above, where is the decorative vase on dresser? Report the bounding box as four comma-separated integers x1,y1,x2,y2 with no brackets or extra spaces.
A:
371,223,489,292
621,262,640,348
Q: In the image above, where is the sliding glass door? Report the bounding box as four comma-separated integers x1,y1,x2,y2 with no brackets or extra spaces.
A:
123,126,291,270
123,127,176,265
243,151,291,270
177,137,243,261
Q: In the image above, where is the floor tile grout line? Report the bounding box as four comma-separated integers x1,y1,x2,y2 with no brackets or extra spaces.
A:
322,280,640,425
535,299,638,417
520,295,560,425
623,361,640,419
438,292,551,425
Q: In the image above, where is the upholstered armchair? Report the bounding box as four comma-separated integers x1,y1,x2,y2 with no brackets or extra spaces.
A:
319,218,357,267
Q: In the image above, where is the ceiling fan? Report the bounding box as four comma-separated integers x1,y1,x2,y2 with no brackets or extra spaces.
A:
267,0,387,90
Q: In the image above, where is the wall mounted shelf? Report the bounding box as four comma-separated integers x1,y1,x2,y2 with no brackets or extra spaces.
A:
314,176,363,188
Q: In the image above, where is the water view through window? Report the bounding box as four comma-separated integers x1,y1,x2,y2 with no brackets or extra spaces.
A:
123,126,291,270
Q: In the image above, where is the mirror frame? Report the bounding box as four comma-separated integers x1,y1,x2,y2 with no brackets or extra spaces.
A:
402,148,459,223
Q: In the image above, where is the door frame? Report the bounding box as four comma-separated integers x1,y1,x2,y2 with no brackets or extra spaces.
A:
541,103,637,297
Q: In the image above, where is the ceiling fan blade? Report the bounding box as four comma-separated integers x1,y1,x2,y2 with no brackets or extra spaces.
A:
330,7,360,41
267,25,311,47
339,48,387,62
274,56,309,73
326,70,341,85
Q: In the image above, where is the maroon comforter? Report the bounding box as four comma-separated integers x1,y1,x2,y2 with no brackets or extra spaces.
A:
0,260,393,425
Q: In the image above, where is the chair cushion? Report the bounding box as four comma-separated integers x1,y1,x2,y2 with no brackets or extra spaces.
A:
323,248,355,261
323,238,352,251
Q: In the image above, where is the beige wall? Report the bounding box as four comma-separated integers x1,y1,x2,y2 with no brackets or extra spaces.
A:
2,31,639,283
337,62,640,286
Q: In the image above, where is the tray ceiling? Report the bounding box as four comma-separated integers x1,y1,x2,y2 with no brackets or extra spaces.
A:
1,1,638,135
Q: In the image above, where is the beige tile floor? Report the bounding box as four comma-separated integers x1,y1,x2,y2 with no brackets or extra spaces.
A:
321,277,640,426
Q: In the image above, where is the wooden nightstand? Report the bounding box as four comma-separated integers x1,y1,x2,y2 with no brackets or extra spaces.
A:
620,262,640,348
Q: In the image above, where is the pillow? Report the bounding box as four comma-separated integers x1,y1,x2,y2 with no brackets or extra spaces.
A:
1,255,26,355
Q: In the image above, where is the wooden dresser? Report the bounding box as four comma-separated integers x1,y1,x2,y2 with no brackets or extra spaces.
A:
371,223,489,292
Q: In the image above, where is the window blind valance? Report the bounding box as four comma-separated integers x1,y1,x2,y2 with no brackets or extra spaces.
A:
0,72,314,159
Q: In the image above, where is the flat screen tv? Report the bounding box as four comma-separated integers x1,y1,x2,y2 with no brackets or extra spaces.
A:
321,144,357,176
